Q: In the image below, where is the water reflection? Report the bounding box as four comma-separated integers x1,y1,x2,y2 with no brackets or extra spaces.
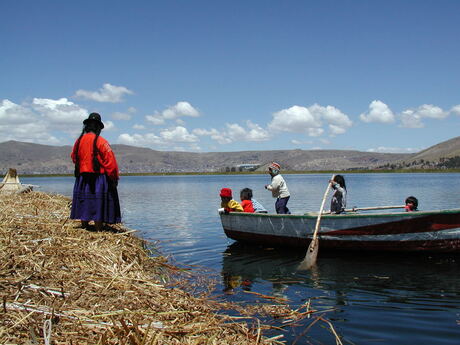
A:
220,242,460,344
221,242,460,303
221,242,302,296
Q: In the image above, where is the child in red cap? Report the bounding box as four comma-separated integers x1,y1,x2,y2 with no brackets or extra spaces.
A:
220,188,243,213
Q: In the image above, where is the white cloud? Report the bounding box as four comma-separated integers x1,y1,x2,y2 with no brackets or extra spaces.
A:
306,127,324,137
112,111,132,120
400,109,424,128
367,146,421,153
145,114,165,125
0,98,92,144
117,133,163,146
450,105,460,115
245,121,270,141
360,100,395,124
415,104,447,119
291,138,330,146
193,128,229,144
162,101,199,119
133,124,146,130
32,98,87,125
194,121,269,144
103,120,115,131
117,126,198,148
74,83,133,103
269,104,352,137
0,99,35,124
329,124,346,135
291,139,313,145
224,123,247,140
0,99,62,144
160,126,198,143
146,101,200,126
193,128,214,136
269,105,319,133
188,143,202,151
400,104,447,128
0,97,117,144
311,104,352,129
0,121,60,145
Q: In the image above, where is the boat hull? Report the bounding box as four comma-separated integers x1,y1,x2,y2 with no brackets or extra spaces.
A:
220,210,460,252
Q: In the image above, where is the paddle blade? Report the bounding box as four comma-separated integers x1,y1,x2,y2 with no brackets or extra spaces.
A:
298,238,319,270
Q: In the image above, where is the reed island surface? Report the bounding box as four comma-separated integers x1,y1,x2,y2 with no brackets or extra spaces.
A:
0,191,340,344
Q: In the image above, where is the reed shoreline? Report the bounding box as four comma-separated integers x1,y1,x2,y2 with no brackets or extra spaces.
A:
0,191,340,344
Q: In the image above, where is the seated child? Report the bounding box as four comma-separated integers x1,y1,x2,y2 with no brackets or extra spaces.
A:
220,188,243,213
240,188,255,213
405,196,418,212
240,187,268,213
330,175,347,214
252,198,268,213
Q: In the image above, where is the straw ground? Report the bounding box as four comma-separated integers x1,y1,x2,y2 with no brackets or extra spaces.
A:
0,191,341,344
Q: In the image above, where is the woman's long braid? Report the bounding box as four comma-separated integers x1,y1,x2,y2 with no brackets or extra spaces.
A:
73,128,86,177
92,131,101,173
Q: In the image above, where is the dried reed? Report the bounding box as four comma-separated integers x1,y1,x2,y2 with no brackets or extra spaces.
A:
0,191,340,344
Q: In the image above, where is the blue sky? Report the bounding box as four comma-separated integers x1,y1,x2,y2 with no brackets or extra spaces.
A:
1,1,460,153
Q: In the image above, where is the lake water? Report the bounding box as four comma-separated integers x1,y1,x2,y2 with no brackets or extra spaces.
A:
22,173,460,344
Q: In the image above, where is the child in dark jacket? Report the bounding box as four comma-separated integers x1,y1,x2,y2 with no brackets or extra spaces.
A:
240,188,255,213
405,196,418,212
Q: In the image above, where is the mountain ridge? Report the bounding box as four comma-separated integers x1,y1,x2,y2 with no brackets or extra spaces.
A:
1,137,459,174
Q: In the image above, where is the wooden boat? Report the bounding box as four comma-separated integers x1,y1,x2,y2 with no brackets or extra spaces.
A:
219,208,460,252
0,168,33,194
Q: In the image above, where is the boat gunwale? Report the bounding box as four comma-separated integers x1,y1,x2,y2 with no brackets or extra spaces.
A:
219,208,460,219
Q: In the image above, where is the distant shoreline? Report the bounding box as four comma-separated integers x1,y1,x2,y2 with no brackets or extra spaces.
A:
11,168,460,178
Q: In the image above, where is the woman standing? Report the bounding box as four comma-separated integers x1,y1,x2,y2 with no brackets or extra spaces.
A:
70,113,121,230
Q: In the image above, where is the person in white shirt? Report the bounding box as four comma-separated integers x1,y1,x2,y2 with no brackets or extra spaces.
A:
264,162,291,214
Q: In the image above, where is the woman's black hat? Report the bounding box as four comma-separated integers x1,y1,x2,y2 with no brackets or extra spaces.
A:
83,112,104,129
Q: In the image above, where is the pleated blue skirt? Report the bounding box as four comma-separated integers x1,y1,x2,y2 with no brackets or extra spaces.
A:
70,173,121,224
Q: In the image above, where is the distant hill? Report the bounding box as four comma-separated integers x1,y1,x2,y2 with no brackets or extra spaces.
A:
408,136,460,162
0,137,459,175
382,136,460,170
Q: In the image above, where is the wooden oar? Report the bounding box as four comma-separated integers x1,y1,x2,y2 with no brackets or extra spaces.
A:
344,205,405,212
319,205,405,214
298,175,334,270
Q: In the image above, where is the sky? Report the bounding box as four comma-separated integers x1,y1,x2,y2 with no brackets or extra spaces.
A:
1,0,460,153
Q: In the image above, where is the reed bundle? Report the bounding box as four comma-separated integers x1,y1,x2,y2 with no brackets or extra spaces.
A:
0,191,340,344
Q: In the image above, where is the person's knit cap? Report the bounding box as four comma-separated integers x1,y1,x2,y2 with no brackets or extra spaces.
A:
269,162,281,171
220,187,232,198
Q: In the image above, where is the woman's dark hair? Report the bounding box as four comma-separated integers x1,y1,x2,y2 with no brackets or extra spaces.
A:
405,196,418,210
333,175,346,190
240,188,253,201
73,121,103,176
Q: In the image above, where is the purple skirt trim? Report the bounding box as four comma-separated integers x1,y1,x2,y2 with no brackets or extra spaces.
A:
70,173,121,224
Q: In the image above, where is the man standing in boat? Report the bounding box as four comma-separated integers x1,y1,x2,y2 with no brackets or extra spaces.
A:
265,162,291,214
